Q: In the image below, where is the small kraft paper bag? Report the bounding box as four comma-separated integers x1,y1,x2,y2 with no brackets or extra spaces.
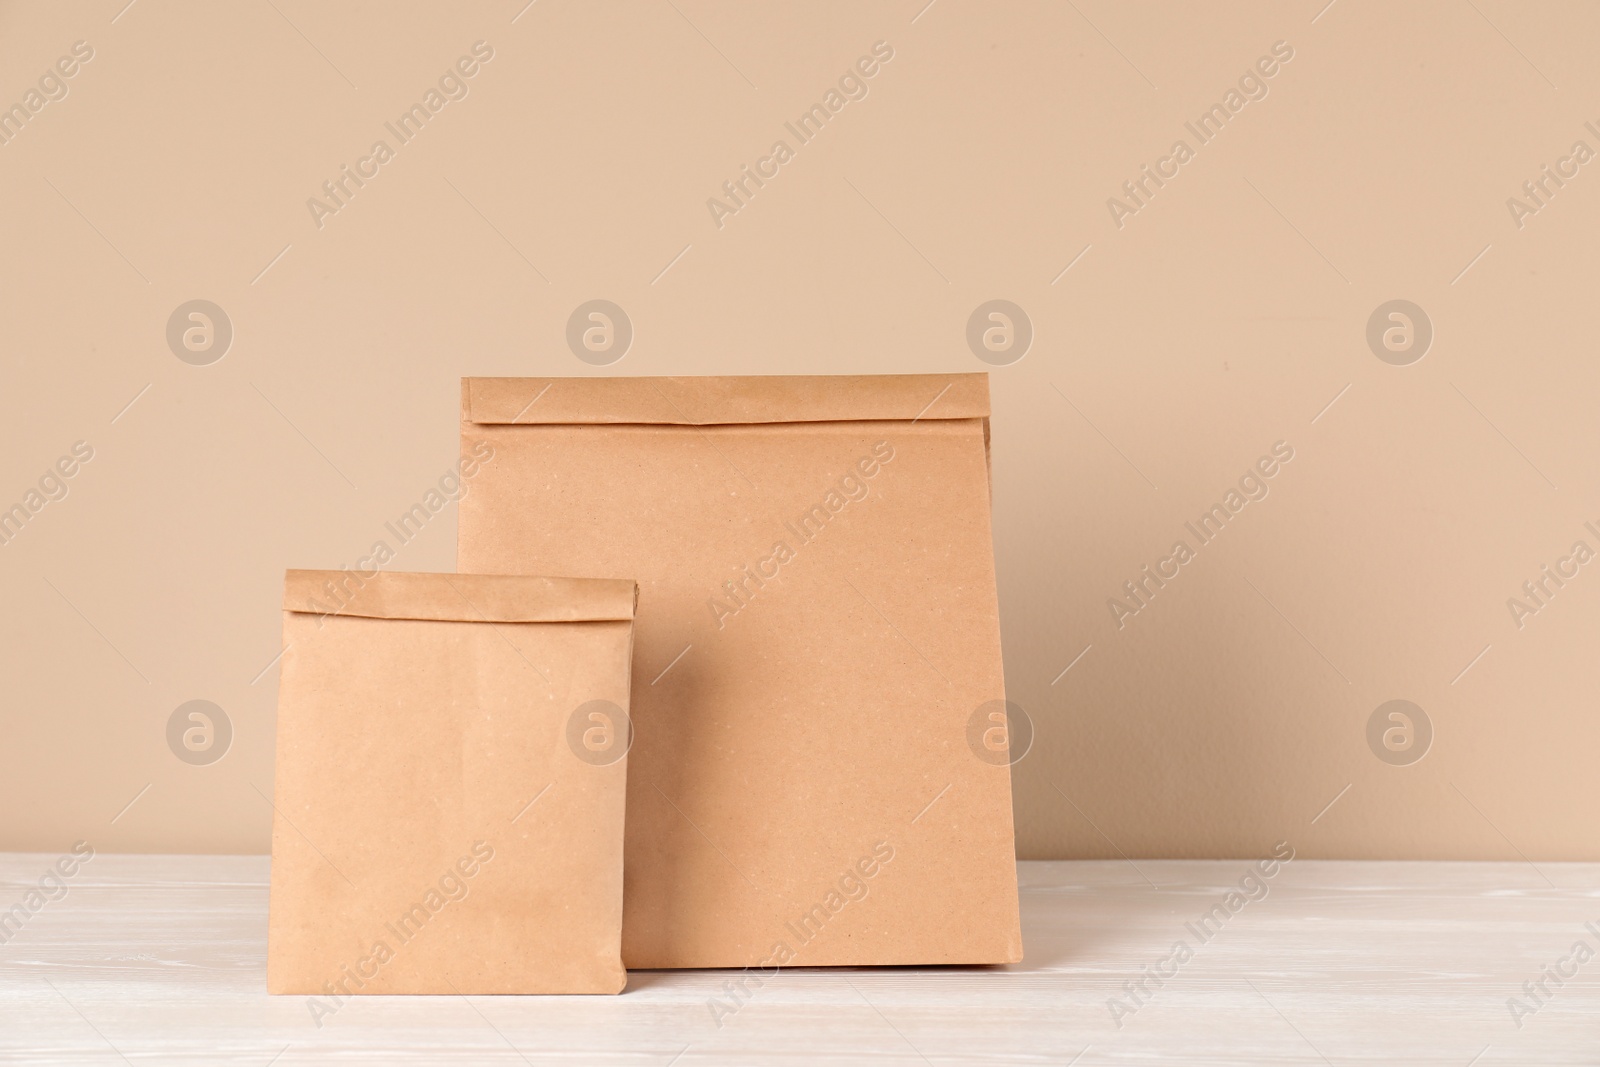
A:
458,373,1022,969
267,569,638,997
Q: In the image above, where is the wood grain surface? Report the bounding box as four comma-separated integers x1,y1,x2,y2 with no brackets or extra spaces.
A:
1,854,1593,1064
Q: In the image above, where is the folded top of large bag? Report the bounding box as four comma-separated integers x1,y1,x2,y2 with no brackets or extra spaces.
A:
462,372,989,426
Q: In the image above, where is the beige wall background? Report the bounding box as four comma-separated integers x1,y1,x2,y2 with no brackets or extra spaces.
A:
2,0,1595,861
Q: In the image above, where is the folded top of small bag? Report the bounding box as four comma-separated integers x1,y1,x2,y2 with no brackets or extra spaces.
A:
282,568,638,622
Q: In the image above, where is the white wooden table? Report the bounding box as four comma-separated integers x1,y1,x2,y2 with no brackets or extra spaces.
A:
0,854,1592,1064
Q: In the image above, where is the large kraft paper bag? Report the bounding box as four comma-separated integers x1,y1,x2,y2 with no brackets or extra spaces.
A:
458,373,1022,968
267,569,637,997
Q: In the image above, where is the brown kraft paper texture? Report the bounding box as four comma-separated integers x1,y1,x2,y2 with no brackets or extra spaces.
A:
267,569,638,998
457,372,1022,969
